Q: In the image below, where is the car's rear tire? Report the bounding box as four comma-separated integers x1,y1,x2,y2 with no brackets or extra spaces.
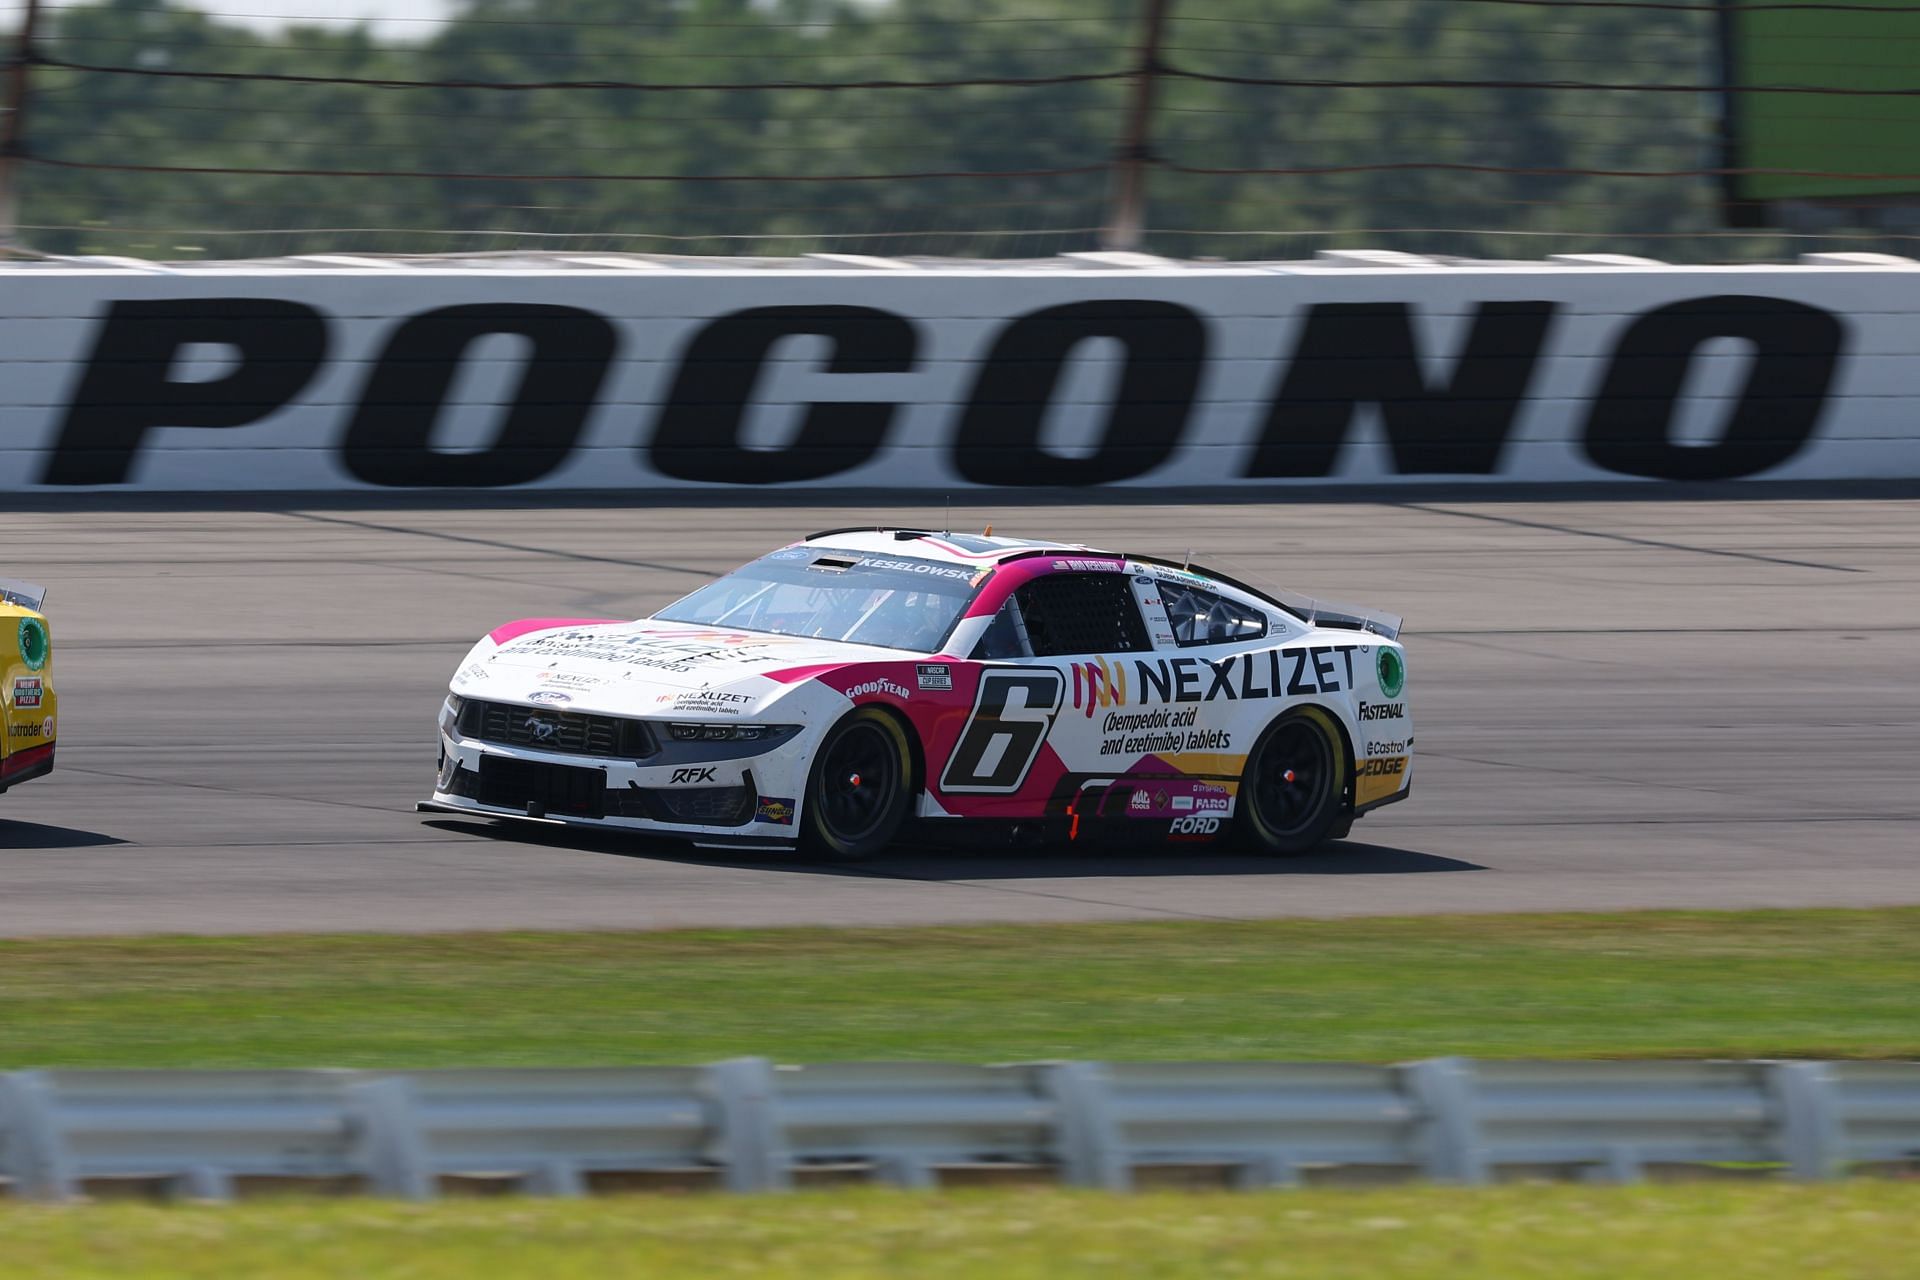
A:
1236,706,1349,856
799,708,914,862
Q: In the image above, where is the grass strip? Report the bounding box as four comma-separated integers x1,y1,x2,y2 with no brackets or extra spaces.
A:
2,907,1916,1068
5,1185,1920,1279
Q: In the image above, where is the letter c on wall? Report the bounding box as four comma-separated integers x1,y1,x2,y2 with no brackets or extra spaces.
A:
649,305,917,484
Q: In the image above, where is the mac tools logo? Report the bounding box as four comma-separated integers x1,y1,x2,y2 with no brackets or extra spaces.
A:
29,293,1847,489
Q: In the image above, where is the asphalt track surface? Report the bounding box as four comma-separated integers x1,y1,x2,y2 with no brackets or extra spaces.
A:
2,496,1916,937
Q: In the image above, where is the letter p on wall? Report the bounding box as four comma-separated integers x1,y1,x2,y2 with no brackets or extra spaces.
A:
43,299,329,485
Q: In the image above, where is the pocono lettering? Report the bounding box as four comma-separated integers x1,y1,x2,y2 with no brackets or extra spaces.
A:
35,293,1846,489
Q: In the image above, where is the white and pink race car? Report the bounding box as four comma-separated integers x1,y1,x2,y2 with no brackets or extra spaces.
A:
422,528,1412,859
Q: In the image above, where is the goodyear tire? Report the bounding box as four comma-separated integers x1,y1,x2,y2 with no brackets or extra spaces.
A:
1237,706,1349,856
800,708,914,862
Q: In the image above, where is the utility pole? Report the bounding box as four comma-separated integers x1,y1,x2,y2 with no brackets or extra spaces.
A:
0,0,42,253
1099,0,1172,252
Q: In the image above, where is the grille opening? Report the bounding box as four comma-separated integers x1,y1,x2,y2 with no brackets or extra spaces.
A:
609,783,757,827
458,700,656,759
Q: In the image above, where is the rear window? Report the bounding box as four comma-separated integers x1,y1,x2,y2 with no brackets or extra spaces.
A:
1159,581,1268,647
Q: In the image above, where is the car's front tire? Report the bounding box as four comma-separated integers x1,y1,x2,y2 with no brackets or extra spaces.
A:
799,708,914,862
1237,706,1349,856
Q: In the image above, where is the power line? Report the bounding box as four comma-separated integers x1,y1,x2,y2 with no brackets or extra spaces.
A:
37,52,1920,98
1165,67,1920,95
1388,0,1920,12
36,153,1918,186
29,155,1113,183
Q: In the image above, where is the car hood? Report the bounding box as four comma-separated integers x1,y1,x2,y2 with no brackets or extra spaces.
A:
452,618,896,714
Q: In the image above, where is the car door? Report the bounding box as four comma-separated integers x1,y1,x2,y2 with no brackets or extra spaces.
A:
936,569,1152,812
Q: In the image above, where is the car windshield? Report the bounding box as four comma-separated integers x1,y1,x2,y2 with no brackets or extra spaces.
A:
654,546,985,653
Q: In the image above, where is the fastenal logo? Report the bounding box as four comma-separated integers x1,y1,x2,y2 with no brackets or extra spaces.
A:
1070,657,1127,718
1377,647,1405,699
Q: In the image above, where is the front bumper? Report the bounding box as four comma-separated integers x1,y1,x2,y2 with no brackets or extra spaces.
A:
425,721,815,848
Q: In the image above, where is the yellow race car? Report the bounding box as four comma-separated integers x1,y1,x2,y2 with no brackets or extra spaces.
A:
2,578,56,793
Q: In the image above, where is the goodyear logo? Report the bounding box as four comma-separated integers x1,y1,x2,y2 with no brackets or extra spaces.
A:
1070,657,1127,718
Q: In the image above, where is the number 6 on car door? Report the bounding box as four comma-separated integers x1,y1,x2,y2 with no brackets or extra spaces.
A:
939,669,1066,793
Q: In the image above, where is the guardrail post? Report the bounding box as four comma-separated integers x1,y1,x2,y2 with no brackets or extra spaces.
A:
346,1076,436,1200
171,1164,235,1202
1404,1057,1488,1184
523,1159,584,1197
873,1155,937,1189
1232,1152,1301,1189
1044,1061,1129,1190
0,1074,79,1205
1770,1061,1843,1182
0,1071,77,1200
707,1058,789,1192
1579,1144,1643,1185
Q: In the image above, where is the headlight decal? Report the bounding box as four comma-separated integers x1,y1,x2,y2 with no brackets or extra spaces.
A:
667,723,791,742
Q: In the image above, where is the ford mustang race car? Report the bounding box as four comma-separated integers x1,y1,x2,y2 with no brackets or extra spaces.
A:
1,577,57,795
420,530,1411,859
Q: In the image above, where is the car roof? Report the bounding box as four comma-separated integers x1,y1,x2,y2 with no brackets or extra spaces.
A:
802,527,1102,564
800,527,1312,624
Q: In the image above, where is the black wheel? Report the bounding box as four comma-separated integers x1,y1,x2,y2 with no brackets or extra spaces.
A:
800,708,914,861
1237,706,1349,856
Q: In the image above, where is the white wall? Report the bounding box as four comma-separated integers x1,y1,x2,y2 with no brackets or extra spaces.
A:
3,262,1914,492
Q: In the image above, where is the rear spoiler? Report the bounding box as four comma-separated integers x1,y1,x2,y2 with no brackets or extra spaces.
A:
0,577,48,612
1270,589,1403,641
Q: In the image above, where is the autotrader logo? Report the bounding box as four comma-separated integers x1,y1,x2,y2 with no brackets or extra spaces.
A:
1377,648,1405,699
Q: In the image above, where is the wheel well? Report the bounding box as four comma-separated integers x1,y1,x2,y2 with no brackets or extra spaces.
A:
1263,702,1356,814
1322,707,1358,813
863,704,926,801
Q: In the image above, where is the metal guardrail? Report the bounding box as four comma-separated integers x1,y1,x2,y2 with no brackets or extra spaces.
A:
0,1059,1915,1201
